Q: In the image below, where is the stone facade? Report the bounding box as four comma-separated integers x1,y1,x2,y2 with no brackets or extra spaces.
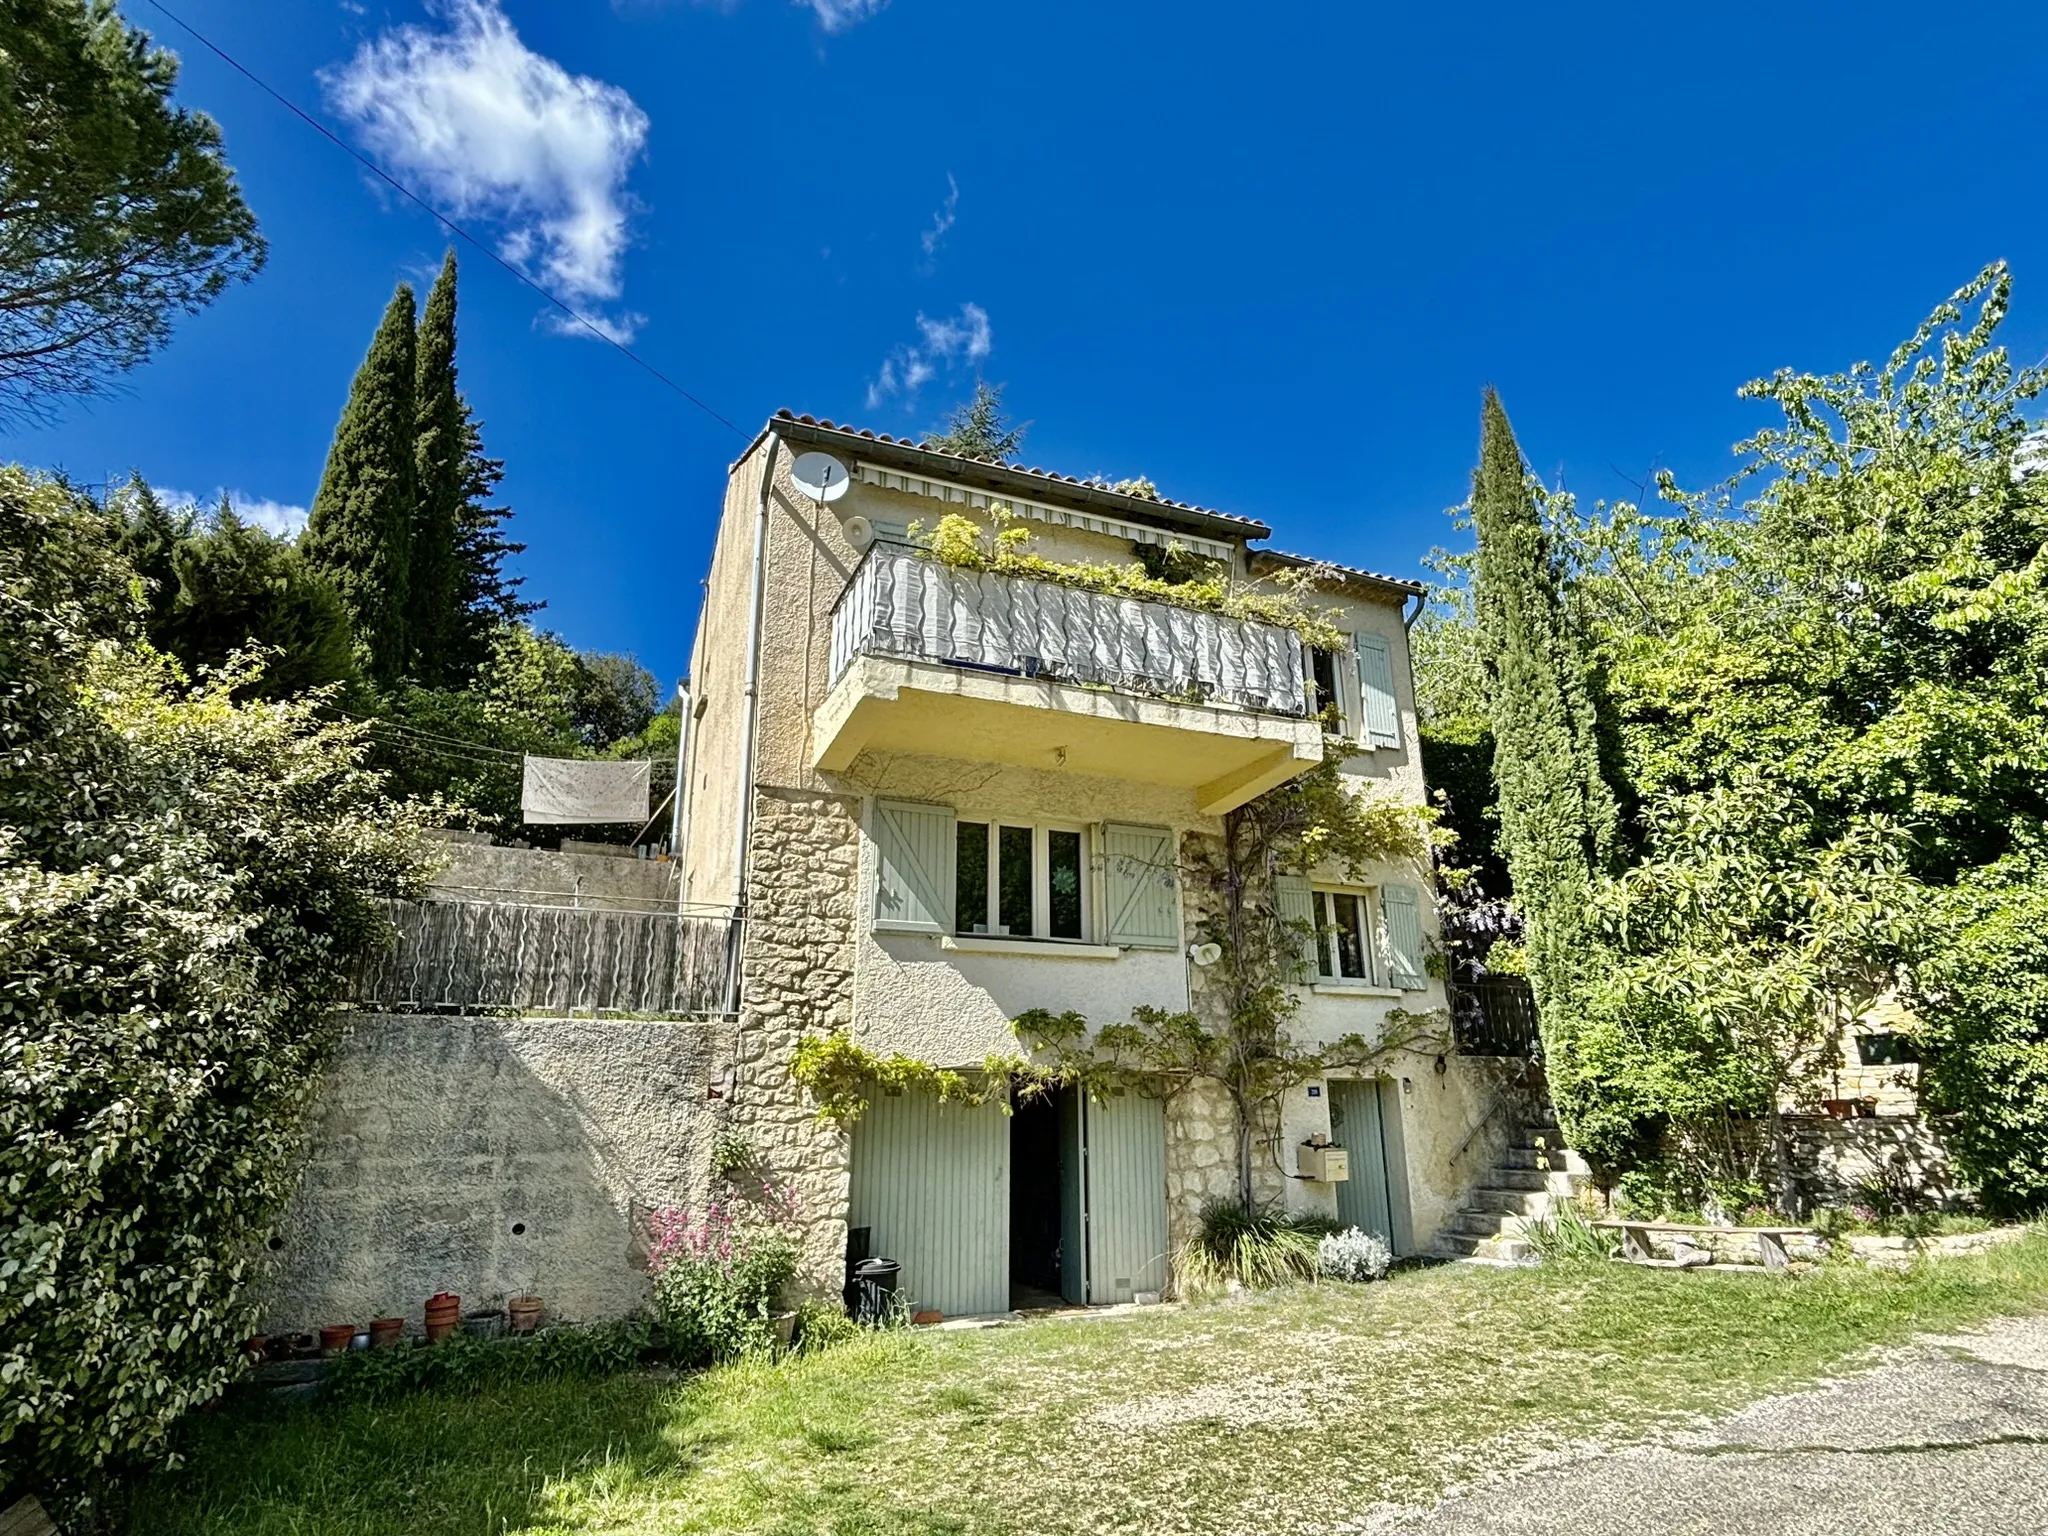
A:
728,788,861,1294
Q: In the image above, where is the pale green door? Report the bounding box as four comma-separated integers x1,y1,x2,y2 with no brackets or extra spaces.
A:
1329,1078,1414,1255
1083,1092,1169,1304
848,1091,1010,1318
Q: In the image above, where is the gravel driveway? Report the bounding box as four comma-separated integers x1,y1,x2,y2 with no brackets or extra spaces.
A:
1406,1313,2048,1535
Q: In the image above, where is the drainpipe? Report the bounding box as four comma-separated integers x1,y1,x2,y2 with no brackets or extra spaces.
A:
730,435,782,918
669,679,691,897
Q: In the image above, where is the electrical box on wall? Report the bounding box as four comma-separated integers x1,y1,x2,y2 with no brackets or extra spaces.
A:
1298,1143,1350,1182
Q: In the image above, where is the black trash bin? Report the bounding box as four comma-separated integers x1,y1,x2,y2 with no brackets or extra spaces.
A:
851,1258,901,1325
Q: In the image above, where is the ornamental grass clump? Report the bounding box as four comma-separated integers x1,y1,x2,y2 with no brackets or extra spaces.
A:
647,1187,802,1365
1316,1226,1393,1283
1175,1198,1336,1296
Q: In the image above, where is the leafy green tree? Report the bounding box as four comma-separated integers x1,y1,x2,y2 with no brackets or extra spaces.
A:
0,0,264,423
441,405,537,682
1586,779,1914,1213
0,468,430,1510
159,498,358,697
923,380,1027,463
1468,388,1622,1156
303,284,418,684
410,250,463,685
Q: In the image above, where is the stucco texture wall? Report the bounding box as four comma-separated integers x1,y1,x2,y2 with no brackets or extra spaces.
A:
257,1012,731,1335
428,836,680,912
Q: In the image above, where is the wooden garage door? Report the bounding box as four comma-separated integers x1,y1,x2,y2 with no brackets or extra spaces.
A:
848,1091,1010,1318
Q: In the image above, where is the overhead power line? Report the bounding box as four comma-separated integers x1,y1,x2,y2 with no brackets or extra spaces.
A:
139,0,746,440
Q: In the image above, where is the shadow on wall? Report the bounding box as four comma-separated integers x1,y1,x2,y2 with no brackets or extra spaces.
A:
256,1013,733,1335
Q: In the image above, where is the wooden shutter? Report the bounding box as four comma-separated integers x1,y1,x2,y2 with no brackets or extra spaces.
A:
1381,884,1427,990
1354,631,1400,749
1102,824,1179,949
1273,874,1318,982
872,800,955,933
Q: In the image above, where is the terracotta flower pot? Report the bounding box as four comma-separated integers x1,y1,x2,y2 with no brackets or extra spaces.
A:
507,1295,542,1335
319,1323,357,1357
424,1292,461,1343
368,1317,404,1350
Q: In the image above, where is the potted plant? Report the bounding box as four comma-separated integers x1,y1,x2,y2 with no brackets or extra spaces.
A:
318,1323,357,1357
368,1317,404,1350
508,1295,543,1334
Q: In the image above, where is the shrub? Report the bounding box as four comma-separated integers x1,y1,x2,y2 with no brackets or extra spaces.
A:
1174,1199,1335,1296
1316,1227,1392,1283
1521,1203,1617,1264
791,1297,860,1353
648,1191,801,1365
0,472,433,1508
324,1318,653,1404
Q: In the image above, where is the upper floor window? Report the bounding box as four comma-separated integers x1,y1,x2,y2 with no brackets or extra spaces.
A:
1273,873,1430,991
956,821,1087,940
1304,631,1402,751
1314,888,1377,984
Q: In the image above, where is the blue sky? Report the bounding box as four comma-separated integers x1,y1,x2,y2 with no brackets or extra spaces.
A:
14,0,2048,689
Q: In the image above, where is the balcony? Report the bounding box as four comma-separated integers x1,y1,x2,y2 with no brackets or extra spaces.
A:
815,546,1323,814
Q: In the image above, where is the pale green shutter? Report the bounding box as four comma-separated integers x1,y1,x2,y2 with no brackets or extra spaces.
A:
1103,824,1179,949
872,800,955,933
1273,874,1318,982
1381,884,1427,989
1354,631,1400,749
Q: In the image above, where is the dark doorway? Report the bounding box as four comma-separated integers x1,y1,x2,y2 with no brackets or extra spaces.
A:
1009,1090,1065,1308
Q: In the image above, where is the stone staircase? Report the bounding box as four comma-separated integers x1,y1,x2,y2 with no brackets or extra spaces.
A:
1433,1113,1591,1263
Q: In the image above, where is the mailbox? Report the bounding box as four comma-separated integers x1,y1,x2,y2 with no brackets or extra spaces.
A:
1297,1142,1350,1182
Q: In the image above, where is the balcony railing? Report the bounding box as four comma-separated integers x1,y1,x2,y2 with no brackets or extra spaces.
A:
828,545,1309,717
1453,976,1542,1058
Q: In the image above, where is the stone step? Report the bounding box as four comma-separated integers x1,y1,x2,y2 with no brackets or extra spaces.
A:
1501,1145,1591,1175
1482,1167,1554,1192
1453,1208,1537,1238
1434,1232,1532,1263
1468,1186,1560,1218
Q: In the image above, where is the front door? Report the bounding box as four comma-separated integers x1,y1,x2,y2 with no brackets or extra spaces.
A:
1329,1077,1414,1255
1053,1087,1169,1305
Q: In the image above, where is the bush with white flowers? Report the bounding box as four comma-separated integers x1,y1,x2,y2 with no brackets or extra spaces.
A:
1316,1226,1392,1283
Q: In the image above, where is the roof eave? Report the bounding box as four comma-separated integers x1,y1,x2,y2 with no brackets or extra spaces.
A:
760,413,1273,543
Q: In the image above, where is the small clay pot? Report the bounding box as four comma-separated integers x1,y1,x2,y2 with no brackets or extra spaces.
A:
319,1323,358,1357
241,1334,269,1364
507,1296,542,1335
368,1317,404,1350
424,1292,461,1343
462,1307,507,1341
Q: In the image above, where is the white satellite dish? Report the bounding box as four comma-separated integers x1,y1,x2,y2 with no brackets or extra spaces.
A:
790,451,850,503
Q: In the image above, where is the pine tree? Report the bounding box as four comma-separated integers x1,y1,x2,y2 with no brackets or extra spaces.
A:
303,283,418,683
410,250,463,685
923,380,1026,463
1470,388,1618,1151
442,403,537,683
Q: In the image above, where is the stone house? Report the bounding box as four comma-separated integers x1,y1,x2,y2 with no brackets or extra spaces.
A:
677,413,1534,1317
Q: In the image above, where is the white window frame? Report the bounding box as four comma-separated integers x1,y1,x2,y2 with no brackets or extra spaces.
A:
1304,642,1359,739
955,820,1094,943
1312,885,1380,985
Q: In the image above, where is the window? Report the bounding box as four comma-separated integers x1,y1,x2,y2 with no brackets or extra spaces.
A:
956,821,1089,941
1309,647,1345,731
1314,888,1377,984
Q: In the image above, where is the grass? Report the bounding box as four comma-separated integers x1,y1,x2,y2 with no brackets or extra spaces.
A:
134,1233,2048,1536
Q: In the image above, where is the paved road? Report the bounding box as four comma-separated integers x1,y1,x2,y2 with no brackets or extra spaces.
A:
1409,1315,2048,1535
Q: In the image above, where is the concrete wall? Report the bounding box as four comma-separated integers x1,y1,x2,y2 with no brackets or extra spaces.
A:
259,1012,732,1334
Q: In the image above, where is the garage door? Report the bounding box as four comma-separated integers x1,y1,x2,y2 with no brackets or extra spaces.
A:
848,1091,1010,1318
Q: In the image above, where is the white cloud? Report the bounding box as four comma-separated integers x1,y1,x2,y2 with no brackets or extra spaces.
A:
325,0,651,336
158,487,311,539
866,302,991,409
919,173,958,263
801,0,888,31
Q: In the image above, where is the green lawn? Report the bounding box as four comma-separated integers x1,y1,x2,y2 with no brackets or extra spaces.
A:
138,1236,2048,1536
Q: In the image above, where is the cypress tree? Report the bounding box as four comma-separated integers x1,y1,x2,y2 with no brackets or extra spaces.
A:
411,250,463,685
443,403,537,683
1470,387,1618,1151
303,283,418,683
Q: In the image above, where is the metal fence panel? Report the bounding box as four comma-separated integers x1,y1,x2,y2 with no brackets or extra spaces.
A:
354,899,739,1017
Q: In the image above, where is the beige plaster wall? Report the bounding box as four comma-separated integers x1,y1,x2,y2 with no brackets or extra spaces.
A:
258,1012,732,1334
678,446,767,914
427,835,680,913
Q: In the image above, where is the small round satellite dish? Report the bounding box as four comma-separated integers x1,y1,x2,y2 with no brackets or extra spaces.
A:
790,451,850,503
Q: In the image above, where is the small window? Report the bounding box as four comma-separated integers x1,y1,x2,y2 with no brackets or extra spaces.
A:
1309,647,1344,730
1314,888,1377,984
956,821,1091,942
1856,1032,1920,1067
